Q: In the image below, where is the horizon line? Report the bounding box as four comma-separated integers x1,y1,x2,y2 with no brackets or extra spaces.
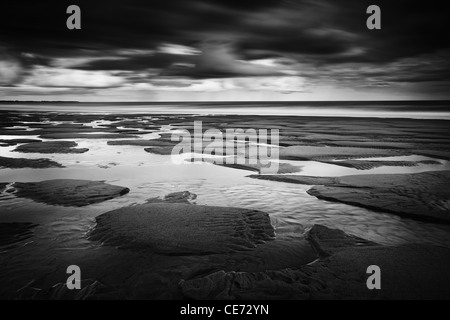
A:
1,100,450,103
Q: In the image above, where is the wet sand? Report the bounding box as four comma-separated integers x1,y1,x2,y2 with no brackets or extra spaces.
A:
1,110,450,299
250,171,450,223
180,225,450,300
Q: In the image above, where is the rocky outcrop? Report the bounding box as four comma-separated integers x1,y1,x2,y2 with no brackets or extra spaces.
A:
12,180,130,207
145,191,198,204
163,191,198,204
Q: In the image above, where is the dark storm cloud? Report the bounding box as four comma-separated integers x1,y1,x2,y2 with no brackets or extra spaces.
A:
232,0,450,63
75,53,195,71
1,0,449,90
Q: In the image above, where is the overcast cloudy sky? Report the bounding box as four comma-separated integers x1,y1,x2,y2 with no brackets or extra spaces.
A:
1,0,449,101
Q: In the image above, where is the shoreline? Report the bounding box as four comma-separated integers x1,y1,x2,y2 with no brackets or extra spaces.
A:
1,106,450,121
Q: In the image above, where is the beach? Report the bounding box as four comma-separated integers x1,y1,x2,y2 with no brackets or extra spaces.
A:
1,107,450,299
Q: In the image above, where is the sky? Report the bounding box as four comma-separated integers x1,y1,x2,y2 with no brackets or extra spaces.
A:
1,0,449,101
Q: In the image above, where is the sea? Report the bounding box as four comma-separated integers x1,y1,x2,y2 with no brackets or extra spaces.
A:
1,100,450,119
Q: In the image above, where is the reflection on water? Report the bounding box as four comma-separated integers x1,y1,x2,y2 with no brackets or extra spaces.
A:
279,155,450,177
1,137,450,247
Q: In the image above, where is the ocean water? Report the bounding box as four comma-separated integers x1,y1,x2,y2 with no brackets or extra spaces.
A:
1,101,450,119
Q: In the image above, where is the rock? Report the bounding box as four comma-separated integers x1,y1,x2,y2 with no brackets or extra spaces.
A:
163,191,197,204
0,183,7,192
180,225,450,300
146,191,198,204
13,141,89,154
12,180,130,207
0,156,64,169
89,203,275,255
0,222,38,247
0,139,42,146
